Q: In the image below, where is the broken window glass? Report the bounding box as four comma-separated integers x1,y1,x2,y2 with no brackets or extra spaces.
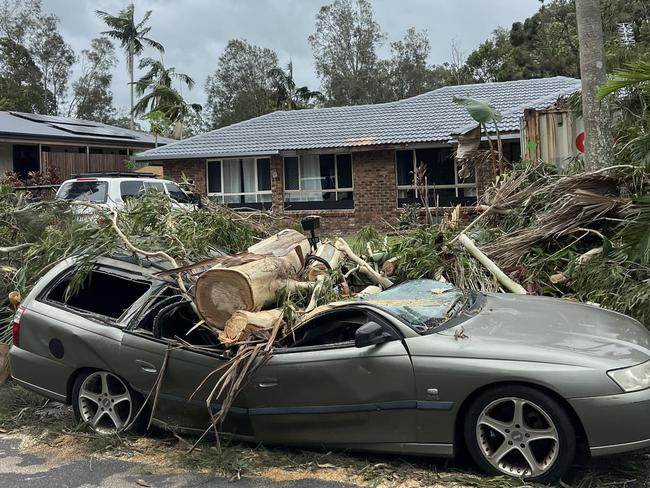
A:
46,269,150,320
281,310,370,349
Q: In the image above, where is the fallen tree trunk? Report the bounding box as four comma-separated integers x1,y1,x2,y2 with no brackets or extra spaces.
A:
195,230,310,328
458,234,527,294
220,309,283,345
334,238,393,289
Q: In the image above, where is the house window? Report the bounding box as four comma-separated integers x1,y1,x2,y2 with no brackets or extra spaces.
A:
283,154,354,210
395,148,477,207
206,158,272,209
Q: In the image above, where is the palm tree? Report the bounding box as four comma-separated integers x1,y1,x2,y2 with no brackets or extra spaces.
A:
268,62,323,110
135,84,201,139
133,57,195,113
132,58,200,139
96,4,164,129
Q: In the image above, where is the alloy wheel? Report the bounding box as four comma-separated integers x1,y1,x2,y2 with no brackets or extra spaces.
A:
78,371,133,434
475,396,560,478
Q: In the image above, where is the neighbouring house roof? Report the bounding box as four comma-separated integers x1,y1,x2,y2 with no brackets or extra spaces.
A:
135,76,581,161
0,111,175,147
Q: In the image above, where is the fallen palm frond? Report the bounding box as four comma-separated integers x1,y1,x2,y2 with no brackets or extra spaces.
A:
481,173,624,267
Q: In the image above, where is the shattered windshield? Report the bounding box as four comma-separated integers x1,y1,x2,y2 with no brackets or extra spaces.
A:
58,181,108,203
359,279,466,333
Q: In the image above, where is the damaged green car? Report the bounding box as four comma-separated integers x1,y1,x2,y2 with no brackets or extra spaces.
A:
9,256,650,483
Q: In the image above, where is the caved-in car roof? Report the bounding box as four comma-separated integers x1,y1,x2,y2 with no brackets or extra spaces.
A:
297,279,463,329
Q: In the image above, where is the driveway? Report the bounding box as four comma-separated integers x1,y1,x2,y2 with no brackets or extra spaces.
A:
0,437,355,488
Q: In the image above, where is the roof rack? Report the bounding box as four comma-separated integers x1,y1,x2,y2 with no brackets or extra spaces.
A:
72,171,158,179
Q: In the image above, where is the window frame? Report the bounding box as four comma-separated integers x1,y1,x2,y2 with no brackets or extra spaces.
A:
274,307,400,354
205,157,272,209
282,153,355,211
395,147,477,207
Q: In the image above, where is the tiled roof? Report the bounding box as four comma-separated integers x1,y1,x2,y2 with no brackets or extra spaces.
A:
0,111,174,146
136,76,581,161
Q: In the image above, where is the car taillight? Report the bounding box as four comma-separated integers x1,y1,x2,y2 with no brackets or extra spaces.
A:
12,305,26,347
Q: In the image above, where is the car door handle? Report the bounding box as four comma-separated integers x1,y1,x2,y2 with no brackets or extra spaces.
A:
256,379,278,388
136,360,158,374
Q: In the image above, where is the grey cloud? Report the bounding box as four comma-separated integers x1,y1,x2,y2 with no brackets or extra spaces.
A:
41,0,540,112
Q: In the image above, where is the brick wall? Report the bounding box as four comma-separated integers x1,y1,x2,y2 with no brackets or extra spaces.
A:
162,159,206,194
159,145,507,235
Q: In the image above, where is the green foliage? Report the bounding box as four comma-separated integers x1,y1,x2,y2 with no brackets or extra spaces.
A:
620,195,650,265
346,225,386,256
0,37,54,113
0,188,262,342
68,37,117,122
453,96,502,125
205,39,280,129
389,226,444,281
308,0,385,106
268,62,323,110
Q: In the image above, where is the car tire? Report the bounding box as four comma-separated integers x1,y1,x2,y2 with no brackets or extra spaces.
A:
463,385,575,484
72,370,148,435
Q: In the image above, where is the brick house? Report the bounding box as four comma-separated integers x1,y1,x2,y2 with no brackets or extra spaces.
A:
135,77,581,233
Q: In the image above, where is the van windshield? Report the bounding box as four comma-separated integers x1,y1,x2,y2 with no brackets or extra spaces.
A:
58,181,108,203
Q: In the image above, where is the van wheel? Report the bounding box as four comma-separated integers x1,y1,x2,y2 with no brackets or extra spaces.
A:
72,370,146,435
464,385,575,484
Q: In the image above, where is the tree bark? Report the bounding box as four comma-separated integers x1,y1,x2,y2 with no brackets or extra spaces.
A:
458,234,527,294
220,309,283,345
129,52,135,130
575,0,614,170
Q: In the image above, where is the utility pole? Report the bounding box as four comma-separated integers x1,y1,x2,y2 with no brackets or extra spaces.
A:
575,0,614,171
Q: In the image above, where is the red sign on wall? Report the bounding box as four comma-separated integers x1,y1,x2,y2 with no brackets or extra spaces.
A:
576,132,586,153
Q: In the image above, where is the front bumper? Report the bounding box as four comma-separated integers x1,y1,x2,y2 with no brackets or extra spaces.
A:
569,387,650,457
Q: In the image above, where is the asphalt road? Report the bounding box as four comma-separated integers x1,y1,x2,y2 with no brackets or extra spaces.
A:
0,438,356,488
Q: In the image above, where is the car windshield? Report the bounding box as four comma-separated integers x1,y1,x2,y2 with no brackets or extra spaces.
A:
166,182,191,203
359,279,467,333
58,181,108,203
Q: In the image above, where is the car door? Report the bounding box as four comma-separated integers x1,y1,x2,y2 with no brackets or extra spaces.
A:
119,319,252,437
244,308,418,447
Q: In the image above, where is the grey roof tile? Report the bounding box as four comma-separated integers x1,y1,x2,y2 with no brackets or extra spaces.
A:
136,76,581,161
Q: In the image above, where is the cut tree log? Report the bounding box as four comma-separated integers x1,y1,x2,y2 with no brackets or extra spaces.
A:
220,309,283,345
457,234,527,294
305,242,342,281
196,230,311,328
333,238,393,289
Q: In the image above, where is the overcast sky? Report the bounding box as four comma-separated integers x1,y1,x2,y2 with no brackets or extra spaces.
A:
41,0,542,113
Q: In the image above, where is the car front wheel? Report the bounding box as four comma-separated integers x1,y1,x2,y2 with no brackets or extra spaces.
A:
464,385,575,483
72,370,145,435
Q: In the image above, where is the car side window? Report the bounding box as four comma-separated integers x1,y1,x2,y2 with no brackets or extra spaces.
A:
43,268,151,321
120,181,145,201
280,310,373,350
145,181,165,192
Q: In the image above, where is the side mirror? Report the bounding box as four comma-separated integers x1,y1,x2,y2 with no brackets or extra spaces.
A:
355,321,392,348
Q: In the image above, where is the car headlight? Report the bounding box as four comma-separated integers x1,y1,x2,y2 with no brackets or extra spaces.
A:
607,360,650,392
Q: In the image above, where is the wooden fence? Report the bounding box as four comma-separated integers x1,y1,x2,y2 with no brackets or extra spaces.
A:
42,152,127,181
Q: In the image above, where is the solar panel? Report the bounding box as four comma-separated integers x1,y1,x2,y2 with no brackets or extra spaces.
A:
10,112,99,127
50,123,136,140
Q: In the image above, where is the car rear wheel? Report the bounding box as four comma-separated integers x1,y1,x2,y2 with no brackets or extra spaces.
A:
72,370,145,435
464,385,575,483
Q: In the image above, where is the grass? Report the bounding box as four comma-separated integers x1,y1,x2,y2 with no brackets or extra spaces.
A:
0,380,649,487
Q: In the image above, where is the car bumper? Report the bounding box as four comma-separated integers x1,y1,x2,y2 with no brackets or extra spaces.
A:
9,346,70,403
569,387,650,457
